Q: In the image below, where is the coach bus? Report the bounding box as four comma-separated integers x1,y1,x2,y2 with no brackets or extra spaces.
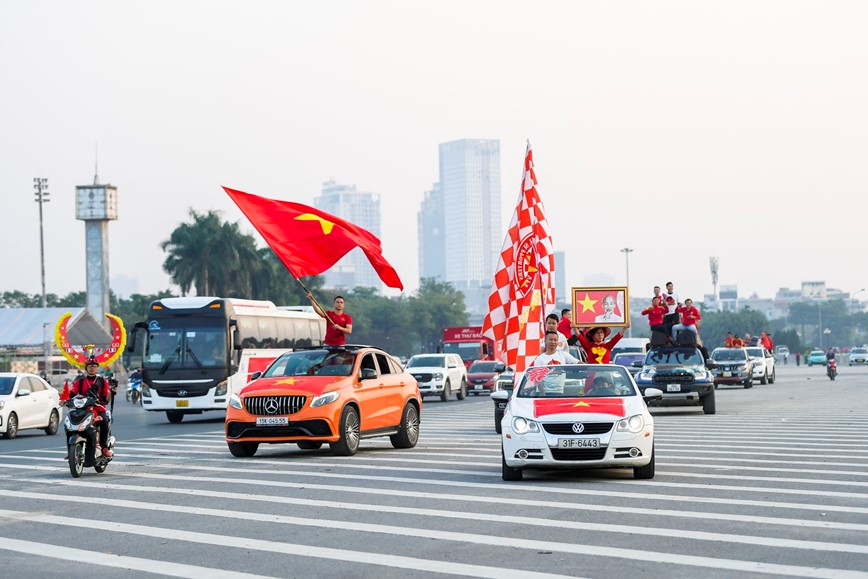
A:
129,297,325,423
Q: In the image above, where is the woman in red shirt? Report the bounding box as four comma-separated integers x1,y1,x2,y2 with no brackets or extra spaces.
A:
576,324,628,364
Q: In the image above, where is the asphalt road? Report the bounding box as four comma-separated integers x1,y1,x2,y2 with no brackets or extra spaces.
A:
0,362,866,578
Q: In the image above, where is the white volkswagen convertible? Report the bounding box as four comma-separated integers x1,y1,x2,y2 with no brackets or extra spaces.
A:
498,364,661,481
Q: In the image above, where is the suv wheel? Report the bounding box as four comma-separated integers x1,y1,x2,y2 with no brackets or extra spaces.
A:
390,403,420,449
330,405,361,456
744,378,753,389
760,372,768,385
702,391,716,415
768,369,775,384
440,381,451,402
456,378,467,401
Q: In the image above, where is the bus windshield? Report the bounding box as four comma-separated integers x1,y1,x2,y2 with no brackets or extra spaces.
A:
144,323,227,373
443,342,482,363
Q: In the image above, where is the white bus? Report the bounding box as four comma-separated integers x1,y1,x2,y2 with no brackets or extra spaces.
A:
130,297,325,423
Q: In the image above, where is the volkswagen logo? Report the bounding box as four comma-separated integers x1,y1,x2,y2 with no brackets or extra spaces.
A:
264,397,280,415
571,423,585,434
177,389,188,397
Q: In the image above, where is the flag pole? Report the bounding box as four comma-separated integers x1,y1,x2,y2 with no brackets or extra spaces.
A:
291,275,342,332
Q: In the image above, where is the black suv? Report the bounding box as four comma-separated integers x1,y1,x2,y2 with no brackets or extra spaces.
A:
634,345,717,414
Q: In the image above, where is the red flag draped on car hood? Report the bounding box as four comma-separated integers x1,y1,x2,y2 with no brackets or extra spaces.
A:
224,187,403,290
533,398,626,418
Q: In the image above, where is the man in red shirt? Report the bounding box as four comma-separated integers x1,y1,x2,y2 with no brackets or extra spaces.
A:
309,294,353,346
557,308,573,341
671,298,701,343
69,357,114,457
641,297,668,335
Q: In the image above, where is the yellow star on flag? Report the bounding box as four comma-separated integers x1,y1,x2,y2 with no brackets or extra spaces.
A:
577,293,598,313
273,377,298,386
294,214,334,235
571,401,592,408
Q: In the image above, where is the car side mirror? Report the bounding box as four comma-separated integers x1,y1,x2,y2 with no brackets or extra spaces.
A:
705,360,716,370
491,390,509,402
17,388,31,397
448,363,457,369
494,363,506,373
632,360,643,368
360,368,377,380
233,328,242,350
250,371,262,381
642,387,663,401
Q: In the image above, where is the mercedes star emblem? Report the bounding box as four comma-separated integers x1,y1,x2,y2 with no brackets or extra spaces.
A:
265,397,280,414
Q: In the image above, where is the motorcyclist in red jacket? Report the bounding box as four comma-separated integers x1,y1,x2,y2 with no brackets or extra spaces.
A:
69,356,114,457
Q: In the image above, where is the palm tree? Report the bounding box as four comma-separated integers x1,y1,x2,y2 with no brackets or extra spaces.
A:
162,209,246,296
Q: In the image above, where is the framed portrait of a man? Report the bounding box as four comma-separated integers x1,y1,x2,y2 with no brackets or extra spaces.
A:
571,287,629,328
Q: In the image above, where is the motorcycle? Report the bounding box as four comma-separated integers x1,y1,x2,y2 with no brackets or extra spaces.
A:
64,394,115,478
827,359,838,381
126,377,142,404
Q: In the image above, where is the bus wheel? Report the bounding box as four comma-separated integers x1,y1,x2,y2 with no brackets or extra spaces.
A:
166,411,184,424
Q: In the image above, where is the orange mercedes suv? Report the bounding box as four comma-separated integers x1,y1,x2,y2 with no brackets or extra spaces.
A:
225,346,421,457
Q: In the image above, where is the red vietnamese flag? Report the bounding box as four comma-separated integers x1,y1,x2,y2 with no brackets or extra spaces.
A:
224,187,403,290
533,398,626,418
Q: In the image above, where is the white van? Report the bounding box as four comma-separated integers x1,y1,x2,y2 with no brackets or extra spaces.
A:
610,338,650,358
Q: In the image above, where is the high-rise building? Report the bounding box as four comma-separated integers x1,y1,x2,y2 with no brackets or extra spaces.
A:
418,139,501,319
554,251,566,306
418,182,445,282
313,180,382,291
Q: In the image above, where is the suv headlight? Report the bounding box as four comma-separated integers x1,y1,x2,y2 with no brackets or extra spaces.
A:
432,372,443,381
311,391,340,408
228,394,243,410
616,414,645,433
511,416,540,435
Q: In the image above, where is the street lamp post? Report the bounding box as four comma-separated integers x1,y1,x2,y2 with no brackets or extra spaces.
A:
620,248,633,337
34,177,49,309
818,302,823,350
851,288,866,346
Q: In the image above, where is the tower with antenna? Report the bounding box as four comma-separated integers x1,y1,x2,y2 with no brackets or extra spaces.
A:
75,149,118,332
709,256,719,311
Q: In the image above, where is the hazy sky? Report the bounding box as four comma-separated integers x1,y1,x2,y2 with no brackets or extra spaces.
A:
3,1,867,306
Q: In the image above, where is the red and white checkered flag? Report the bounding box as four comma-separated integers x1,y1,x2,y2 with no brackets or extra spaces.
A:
482,141,556,373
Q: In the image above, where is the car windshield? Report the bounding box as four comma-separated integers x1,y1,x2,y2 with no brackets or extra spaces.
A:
852,348,868,355
469,361,498,373
407,356,446,368
712,349,747,361
516,365,635,398
0,377,14,395
810,351,824,356
263,349,357,377
613,354,643,365
745,348,763,357
645,348,703,366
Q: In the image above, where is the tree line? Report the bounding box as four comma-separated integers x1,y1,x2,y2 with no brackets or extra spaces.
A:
7,208,864,358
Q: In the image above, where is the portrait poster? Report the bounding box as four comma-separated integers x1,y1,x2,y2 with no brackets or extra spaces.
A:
571,287,629,328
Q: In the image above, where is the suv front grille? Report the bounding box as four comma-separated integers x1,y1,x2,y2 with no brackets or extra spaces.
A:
411,373,433,382
543,422,613,435
243,395,307,416
652,372,695,385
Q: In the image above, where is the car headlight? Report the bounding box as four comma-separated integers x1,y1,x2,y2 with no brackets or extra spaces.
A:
638,370,654,381
228,394,243,410
311,391,340,408
616,414,645,433
432,372,443,380
214,380,228,397
511,416,540,435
